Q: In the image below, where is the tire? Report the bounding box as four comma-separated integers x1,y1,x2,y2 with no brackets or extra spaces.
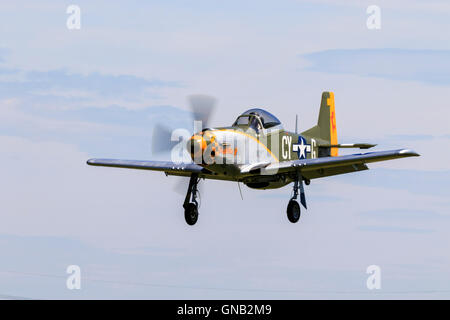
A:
184,203,198,225
287,200,300,223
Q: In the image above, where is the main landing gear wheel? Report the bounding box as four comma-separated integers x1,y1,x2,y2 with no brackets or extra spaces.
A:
287,200,300,223
184,203,198,225
286,171,307,223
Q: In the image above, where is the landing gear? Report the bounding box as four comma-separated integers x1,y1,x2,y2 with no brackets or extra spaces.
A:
286,172,307,223
183,173,200,225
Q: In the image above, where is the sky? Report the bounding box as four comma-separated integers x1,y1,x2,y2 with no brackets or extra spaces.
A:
0,0,449,299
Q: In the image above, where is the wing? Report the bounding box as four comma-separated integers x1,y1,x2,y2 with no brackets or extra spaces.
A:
264,149,419,180
87,159,211,177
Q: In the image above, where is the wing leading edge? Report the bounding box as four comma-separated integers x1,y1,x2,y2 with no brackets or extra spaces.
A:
264,149,419,179
86,159,209,177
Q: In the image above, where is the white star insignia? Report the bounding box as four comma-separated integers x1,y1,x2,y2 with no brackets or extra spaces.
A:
293,138,311,159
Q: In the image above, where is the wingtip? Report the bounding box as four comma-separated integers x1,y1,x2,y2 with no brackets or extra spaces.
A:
399,149,420,157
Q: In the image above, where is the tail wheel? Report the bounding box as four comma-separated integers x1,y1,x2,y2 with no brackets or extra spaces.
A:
287,200,301,223
184,203,199,225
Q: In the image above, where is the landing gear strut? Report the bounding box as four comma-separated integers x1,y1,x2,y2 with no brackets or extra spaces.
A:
286,172,307,223
183,173,200,225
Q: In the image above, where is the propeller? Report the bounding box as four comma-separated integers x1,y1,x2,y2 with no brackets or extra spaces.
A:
151,94,217,197
151,94,216,155
189,94,216,130
151,123,177,155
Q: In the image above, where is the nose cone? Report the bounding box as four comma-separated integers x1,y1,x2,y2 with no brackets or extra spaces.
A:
188,134,207,162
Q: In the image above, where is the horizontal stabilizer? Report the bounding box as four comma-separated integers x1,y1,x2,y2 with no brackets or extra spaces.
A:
319,143,377,149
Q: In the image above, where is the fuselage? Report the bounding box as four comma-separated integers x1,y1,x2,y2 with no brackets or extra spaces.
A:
188,125,329,189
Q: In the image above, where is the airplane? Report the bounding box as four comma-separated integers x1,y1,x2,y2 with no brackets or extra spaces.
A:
87,91,419,225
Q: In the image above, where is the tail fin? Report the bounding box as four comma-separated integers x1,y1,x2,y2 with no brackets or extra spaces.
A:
302,91,338,157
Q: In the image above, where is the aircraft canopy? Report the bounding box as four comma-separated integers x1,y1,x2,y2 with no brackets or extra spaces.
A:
233,108,282,129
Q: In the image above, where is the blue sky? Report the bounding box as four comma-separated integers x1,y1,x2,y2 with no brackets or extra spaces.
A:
0,0,449,299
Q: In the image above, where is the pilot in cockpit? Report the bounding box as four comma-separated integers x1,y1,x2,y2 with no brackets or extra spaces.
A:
248,112,263,132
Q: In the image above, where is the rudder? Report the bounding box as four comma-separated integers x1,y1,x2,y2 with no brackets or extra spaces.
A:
302,91,338,156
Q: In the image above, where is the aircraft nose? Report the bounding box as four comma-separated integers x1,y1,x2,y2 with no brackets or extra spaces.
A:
188,134,206,162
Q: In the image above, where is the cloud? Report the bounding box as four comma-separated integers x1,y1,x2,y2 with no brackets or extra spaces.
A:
0,67,181,110
301,49,450,85
24,69,179,97
0,59,191,160
0,99,194,159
